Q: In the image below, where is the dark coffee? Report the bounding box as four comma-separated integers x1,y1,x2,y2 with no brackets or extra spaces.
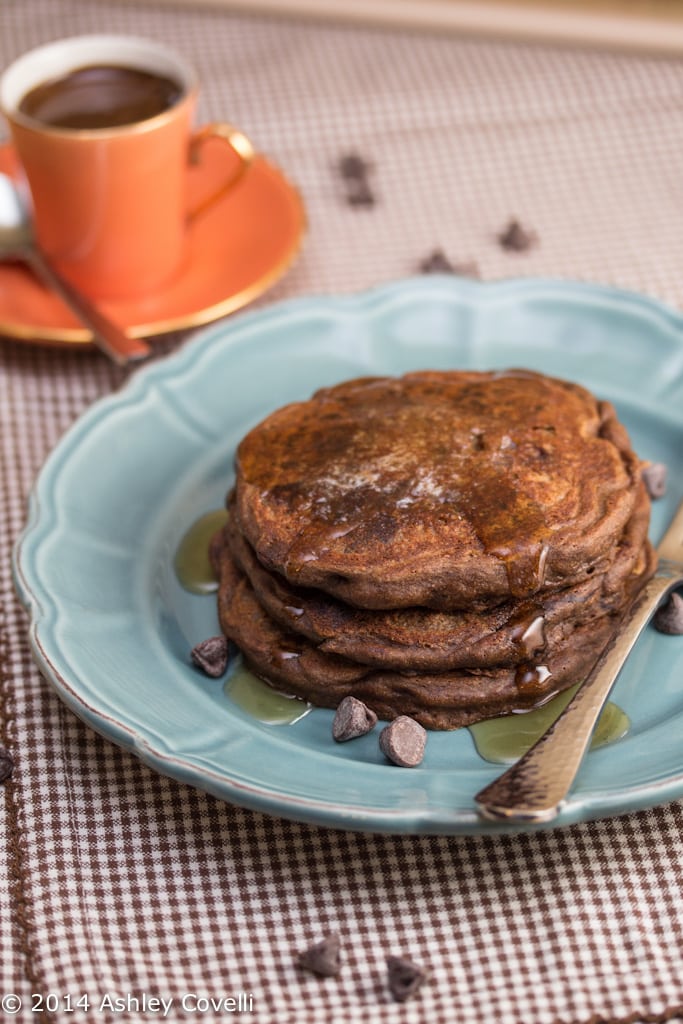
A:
18,64,183,130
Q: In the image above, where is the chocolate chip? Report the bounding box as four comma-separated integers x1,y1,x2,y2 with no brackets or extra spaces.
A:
654,591,683,635
418,249,479,277
0,746,14,784
298,934,341,976
191,635,230,677
338,153,372,181
498,218,537,252
419,249,454,273
379,716,426,767
642,462,667,499
332,696,377,741
387,955,428,1002
337,153,376,207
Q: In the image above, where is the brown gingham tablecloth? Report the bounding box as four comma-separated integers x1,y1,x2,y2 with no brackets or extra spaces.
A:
2,1,683,1021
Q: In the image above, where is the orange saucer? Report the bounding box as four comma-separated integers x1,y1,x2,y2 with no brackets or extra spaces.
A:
0,140,306,348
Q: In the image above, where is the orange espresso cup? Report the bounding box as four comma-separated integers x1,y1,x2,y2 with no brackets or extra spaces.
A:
0,35,255,300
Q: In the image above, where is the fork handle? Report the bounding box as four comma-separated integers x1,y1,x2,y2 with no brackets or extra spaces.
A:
474,566,683,823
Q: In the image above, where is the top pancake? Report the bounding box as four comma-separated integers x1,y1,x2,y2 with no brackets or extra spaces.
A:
233,369,644,610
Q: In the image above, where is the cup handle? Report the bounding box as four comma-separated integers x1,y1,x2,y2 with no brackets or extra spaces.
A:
187,122,255,222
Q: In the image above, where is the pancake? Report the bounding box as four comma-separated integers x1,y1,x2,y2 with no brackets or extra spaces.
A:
232,369,643,610
214,367,656,729
214,551,653,730
216,485,654,671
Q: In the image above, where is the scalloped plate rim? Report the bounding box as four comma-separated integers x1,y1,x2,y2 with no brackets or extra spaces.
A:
12,274,683,834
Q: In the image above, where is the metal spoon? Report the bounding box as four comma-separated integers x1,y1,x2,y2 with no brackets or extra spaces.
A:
475,497,683,824
0,172,151,366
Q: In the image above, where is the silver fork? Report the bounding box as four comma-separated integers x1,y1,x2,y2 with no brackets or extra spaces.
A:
475,497,683,824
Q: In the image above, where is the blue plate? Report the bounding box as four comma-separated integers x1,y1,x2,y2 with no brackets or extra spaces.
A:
13,276,683,834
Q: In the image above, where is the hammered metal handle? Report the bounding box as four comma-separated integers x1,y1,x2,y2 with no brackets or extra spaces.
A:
475,564,683,823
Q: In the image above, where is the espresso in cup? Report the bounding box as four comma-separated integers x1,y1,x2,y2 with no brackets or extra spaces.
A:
18,64,184,130
0,35,255,300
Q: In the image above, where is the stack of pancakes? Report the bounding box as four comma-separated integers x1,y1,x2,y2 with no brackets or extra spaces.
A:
211,369,656,729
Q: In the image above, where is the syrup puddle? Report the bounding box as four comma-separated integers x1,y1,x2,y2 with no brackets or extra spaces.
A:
468,682,629,764
224,658,312,725
174,508,228,594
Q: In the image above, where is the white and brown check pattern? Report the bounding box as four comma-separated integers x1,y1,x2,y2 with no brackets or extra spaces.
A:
2,1,683,1021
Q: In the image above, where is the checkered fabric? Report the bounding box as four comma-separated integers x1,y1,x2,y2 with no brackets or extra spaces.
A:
2,1,683,1021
